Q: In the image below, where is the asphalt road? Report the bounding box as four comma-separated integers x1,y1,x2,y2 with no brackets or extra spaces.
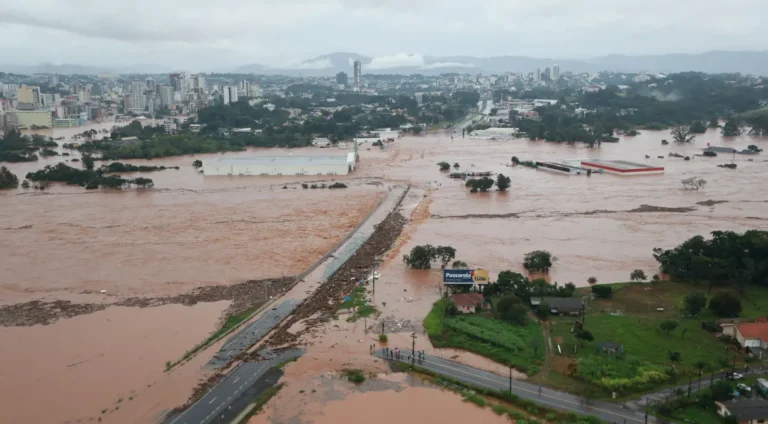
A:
169,350,301,424
376,349,656,424
206,299,301,368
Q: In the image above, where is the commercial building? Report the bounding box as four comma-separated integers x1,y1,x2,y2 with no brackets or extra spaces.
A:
54,118,86,127
353,61,362,91
203,153,356,176
238,80,250,96
552,64,560,80
17,84,41,108
8,110,53,129
131,81,146,109
535,161,587,175
159,85,173,107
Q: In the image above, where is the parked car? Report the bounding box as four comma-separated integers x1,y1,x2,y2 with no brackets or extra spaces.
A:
737,383,753,397
726,371,744,380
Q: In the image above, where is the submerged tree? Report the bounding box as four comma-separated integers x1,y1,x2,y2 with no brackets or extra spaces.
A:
671,125,695,143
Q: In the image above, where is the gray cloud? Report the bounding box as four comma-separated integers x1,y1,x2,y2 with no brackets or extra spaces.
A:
0,0,766,70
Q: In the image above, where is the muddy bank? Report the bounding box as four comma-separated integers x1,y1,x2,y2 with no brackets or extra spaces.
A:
0,277,293,327
432,204,696,219
262,209,409,348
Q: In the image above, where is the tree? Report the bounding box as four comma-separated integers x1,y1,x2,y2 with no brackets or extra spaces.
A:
660,320,679,335
403,245,436,269
523,250,555,273
130,177,154,188
453,162,460,169
452,260,468,268
0,166,19,189
437,161,450,171
708,291,742,317
587,276,597,285
575,329,594,346
711,381,733,401
683,291,707,316
192,160,203,167
466,177,494,193
681,177,706,191
693,360,708,374
435,246,457,269
689,121,707,134
721,117,743,137
495,295,528,325
511,156,520,165
495,174,511,192
708,117,719,128
669,351,682,364
671,125,695,143
81,154,95,170
591,285,612,299
630,269,647,282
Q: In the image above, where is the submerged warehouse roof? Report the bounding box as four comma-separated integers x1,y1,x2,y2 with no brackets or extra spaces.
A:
205,155,351,167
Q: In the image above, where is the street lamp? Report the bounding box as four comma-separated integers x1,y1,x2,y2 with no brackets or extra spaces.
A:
508,364,514,394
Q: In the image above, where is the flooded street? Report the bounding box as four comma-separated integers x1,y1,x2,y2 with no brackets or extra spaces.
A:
2,120,768,423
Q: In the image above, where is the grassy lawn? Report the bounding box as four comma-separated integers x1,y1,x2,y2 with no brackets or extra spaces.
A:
425,299,545,374
665,405,721,424
338,285,377,322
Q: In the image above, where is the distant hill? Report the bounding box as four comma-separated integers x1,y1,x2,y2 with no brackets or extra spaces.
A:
4,51,768,76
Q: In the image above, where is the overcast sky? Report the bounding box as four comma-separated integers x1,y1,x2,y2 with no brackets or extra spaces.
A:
1,0,765,71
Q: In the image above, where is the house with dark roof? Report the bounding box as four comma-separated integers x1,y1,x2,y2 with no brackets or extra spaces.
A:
716,398,768,423
449,293,486,314
530,297,583,316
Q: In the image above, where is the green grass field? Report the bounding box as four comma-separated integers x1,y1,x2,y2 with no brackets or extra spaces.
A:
425,299,545,374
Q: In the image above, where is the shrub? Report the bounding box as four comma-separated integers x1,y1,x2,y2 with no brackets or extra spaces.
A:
587,276,597,285
0,166,20,189
343,369,366,384
438,161,450,171
192,159,203,167
328,182,347,189
683,291,707,315
702,151,717,157
451,260,468,268
591,285,612,299
496,295,528,325
576,355,669,391
379,334,388,343
302,183,308,189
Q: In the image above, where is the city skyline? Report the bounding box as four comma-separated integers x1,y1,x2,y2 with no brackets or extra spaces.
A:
1,0,767,70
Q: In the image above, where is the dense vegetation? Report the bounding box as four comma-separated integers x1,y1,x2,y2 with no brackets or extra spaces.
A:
0,166,19,188
99,162,179,172
484,271,576,301
402,244,457,269
25,163,154,189
0,130,58,162
653,230,768,291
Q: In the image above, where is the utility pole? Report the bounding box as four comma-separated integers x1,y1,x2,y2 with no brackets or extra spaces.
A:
371,263,377,296
411,333,417,366
364,316,367,334
381,320,385,335
508,364,514,394
644,399,649,424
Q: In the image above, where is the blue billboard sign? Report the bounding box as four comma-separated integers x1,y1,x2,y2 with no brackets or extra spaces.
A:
443,269,474,284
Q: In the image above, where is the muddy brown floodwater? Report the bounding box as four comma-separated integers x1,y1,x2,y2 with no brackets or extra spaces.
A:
2,121,768,423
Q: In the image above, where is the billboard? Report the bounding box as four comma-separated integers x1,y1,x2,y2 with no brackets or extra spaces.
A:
443,269,490,285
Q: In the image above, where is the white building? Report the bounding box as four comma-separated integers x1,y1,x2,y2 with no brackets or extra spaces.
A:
203,153,356,176
131,81,146,109
163,119,177,133
159,85,173,107
222,86,238,105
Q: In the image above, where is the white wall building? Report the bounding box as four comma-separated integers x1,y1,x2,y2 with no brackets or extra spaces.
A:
203,153,356,176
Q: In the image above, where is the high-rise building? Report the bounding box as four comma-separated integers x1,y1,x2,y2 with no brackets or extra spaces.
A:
336,72,348,88
131,81,146,109
123,94,132,111
543,67,551,80
159,85,173,107
228,86,238,104
552,65,560,80
194,74,206,92
534,68,541,82
146,78,156,92
17,85,41,108
170,73,184,92
353,61,362,91
249,85,261,98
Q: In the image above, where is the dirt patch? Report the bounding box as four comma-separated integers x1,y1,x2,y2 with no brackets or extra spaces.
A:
0,277,294,327
696,200,729,206
552,355,578,376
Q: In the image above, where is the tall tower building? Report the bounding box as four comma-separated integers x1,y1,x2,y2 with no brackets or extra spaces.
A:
17,85,41,108
353,61,362,91
159,85,173,107
145,77,156,92
131,81,146,109
534,68,541,82
170,73,183,92
552,65,560,80
336,72,348,88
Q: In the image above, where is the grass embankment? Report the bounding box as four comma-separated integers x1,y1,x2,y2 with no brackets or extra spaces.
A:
166,302,266,371
338,285,377,322
547,281,768,397
424,299,545,375
396,362,601,424
238,383,284,423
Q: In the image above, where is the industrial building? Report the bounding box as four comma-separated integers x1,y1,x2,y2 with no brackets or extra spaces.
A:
203,153,356,176
578,159,664,175
535,161,586,175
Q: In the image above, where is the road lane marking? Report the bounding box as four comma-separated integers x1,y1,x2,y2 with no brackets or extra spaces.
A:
386,353,645,424
208,397,217,404
232,377,240,384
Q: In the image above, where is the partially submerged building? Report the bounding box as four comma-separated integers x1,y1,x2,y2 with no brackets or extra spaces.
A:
579,159,664,175
203,153,356,176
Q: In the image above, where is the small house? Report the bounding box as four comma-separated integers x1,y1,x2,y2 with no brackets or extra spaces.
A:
449,293,486,314
721,322,768,358
716,398,768,424
530,297,583,316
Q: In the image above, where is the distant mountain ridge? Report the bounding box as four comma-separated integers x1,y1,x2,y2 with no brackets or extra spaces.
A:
3,51,768,76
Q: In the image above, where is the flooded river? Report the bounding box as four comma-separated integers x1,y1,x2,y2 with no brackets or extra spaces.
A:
1,121,767,423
